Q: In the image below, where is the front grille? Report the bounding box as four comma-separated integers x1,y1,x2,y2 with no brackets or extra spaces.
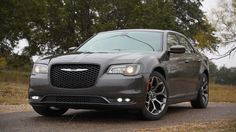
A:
42,96,109,104
50,64,100,89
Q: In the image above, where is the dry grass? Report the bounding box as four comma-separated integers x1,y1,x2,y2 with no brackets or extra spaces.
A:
0,104,32,113
209,84,236,103
0,70,30,84
136,119,236,132
0,82,28,105
0,79,236,105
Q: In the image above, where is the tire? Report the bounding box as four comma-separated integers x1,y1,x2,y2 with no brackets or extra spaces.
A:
191,73,209,108
32,106,68,116
141,71,169,120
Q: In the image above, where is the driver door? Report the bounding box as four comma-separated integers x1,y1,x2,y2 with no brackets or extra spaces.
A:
166,33,191,99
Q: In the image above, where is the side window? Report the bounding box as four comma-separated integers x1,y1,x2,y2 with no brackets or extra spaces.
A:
178,36,194,53
167,34,179,50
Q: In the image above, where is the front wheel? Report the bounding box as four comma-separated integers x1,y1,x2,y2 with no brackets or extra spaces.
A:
191,73,209,108
32,106,68,116
141,72,169,120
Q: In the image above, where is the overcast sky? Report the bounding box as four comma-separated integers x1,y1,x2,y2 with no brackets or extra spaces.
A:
15,0,236,68
202,0,236,68
202,0,219,13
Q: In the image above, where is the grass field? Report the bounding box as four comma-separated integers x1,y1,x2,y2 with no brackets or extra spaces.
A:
0,82,28,105
0,71,29,104
0,81,236,105
137,119,236,132
0,70,29,84
209,83,236,103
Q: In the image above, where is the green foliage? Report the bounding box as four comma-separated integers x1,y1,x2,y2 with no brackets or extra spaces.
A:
209,61,218,80
194,22,219,51
5,54,32,72
215,66,236,85
0,71,30,84
0,57,7,70
0,0,218,57
209,61,236,85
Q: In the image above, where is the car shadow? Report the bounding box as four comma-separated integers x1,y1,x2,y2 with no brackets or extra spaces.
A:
30,103,193,123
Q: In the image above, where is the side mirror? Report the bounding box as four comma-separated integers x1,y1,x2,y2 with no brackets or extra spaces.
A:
169,45,186,54
68,47,77,52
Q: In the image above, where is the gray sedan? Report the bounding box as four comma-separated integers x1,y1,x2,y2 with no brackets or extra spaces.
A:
29,29,209,120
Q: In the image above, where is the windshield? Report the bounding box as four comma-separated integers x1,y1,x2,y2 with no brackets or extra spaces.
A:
77,31,163,53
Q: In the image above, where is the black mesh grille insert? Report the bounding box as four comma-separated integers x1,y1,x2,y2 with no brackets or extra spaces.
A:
42,96,108,104
50,64,100,88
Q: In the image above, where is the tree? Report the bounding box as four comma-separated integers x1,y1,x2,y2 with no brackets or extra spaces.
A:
209,61,218,81
215,66,236,85
0,0,218,58
211,0,236,59
173,0,219,51
208,61,236,85
0,0,30,57
0,57,7,70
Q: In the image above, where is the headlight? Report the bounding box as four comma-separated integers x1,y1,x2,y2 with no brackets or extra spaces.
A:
107,64,141,76
32,64,48,74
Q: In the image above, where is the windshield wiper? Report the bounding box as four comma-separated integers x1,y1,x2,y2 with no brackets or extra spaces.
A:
77,50,93,53
100,34,155,51
122,34,155,51
112,49,128,51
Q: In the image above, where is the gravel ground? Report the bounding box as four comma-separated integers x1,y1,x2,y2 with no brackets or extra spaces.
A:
0,103,236,132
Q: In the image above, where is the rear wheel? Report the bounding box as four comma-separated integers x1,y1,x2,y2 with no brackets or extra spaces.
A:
191,73,209,108
141,72,169,120
32,106,68,116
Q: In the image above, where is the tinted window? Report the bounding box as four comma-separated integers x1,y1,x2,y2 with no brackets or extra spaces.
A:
178,35,194,53
77,31,163,53
167,34,179,49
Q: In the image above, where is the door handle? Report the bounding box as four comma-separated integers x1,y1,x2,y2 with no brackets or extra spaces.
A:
185,60,190,63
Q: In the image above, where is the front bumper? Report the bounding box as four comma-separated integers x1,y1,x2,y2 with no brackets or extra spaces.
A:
29,73,149,109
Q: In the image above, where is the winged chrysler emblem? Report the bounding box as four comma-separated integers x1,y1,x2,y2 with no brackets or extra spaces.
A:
60,68,88,72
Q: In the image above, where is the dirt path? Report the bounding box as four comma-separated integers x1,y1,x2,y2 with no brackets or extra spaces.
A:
0,103,236,132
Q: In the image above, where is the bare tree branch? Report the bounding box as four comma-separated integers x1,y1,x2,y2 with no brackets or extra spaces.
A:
209,1,236,60
210,46,236,60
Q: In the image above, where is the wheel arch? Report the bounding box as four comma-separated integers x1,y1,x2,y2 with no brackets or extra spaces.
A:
203,70,209,81
153,67,166,80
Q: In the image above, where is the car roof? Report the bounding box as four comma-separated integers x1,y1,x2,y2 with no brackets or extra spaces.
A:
98,29,189,40
99,29,179,34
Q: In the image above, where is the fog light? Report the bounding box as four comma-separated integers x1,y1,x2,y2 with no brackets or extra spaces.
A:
125,98,131,102
32,96,39,100
117,98,123,102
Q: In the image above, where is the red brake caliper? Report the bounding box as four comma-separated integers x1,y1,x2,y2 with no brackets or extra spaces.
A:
154,79,158,96
146,79,150,92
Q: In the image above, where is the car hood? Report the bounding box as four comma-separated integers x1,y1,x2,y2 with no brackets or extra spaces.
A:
37,52,162,65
